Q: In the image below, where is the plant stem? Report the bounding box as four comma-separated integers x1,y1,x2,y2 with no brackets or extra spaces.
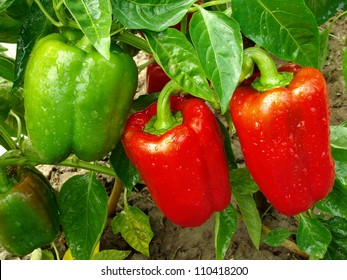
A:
116,31,152,54
51,241,60,260
107,176,124,217
34,0,63,27
243,47,293,91
190,0,231,12
138,57,155,73
0,152,116,177
153,81,182,132
57,158,116,177
9,110,23,146
52,0,79,29
0,123,17,151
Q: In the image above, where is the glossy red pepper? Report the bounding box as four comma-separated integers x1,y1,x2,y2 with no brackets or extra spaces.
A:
230,60,335,216
122,96,231,227
146,60,171,93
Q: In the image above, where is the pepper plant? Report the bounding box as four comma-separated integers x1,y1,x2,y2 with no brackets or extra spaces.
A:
0,0,347,260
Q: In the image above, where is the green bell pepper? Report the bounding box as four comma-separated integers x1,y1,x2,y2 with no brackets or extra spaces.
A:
23,32,138,163
0,166,60,256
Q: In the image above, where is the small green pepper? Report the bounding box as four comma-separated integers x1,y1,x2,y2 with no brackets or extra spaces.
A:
23,32,138,163
0,166,60,256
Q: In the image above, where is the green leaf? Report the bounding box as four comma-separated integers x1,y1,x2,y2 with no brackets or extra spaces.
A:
144,28,216,102
0,13,22,44
343,49,347,88
297,215,332,259
262,228,293,247
316,124,347,218
130,92,160,113
231,168,261,249
230,168,259,195
316,180,347,219
0,0,15,12
318,28,331,70
214,203,237,260
92,249,131,260
65,0,112,59
111,0,196,31
30,248,55,260
304,0,345,25
330,121,347,151
112,204,154,257
11,0,54,93
232,0,320,68
0,52,15,81
190,8,242,113
58,172,108,260
0,0,33,43
110,141,141,192
322,216,347,260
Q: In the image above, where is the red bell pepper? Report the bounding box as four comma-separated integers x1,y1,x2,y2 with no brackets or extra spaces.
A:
122,87,231,227
146,61,171,94
230,47,335,216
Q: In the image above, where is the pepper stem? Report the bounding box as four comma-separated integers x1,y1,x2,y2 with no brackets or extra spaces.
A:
74,35,94,53
154,80,182,131
243,47,293,91
144,80,183,135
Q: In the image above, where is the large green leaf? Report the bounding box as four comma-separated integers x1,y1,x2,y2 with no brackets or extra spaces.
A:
111,0,196,31
112,204,154,257
231,168,261,249
58,172,108,260
11,0,54,93
65,0,112,59
297,215,332,259
316,122,347,218
330,121,347,151
189,8,242,113
232,0,320,67
0,0,33,43
0,51,14,81
262,228,293,247
214,203,237,260
110,141,141,192
144,28,216,102
322,216,347,260
304,0,345,25
0,0,15,12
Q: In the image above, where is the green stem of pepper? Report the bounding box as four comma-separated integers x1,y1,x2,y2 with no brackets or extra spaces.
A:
243,47,293,91
116,31,152,54
154,81,182,131
144,81,183,135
